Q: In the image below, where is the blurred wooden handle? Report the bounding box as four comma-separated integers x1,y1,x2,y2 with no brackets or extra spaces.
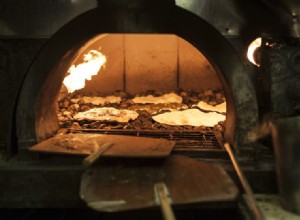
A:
83,143,113,167
224,143,264,220
154,183,176,220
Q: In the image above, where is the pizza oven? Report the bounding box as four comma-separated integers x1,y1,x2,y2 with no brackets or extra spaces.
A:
1,0,300,219
15,0,258,155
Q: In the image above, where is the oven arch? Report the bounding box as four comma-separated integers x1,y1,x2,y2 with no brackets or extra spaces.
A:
15,3,258,154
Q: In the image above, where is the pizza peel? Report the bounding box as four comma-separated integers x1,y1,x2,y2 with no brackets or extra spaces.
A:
29,133,175,158
80,155,239,219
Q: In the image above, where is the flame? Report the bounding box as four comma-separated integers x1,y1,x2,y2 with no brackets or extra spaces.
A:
247,37,261,66
63,50,107,93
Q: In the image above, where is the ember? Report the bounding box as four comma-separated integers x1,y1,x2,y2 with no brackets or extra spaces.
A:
57,90,226,133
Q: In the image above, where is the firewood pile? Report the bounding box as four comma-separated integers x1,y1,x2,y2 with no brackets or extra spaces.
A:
57,89,226,134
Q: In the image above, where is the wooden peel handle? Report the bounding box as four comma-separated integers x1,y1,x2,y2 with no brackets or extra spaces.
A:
83,143,113,167
154,183,176,220
224,143,264,220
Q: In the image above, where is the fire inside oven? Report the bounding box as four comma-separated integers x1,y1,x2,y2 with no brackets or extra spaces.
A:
31,34,227,155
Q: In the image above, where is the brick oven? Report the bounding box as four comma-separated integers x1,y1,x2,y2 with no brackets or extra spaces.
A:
0,0,300,219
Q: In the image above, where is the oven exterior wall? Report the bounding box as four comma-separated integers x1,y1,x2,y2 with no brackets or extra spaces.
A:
0,39,47,157
0,0,297,38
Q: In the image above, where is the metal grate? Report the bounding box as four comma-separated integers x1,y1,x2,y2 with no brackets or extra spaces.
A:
74,129,222,149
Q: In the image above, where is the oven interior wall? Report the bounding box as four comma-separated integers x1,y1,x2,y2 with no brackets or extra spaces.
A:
71,34,221,96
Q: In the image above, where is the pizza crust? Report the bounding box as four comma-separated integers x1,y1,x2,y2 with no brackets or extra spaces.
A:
74,107,139,123
194,101,226,113
132,93,182,104
128,103,188,115
82,96,121,105
152,109,225,127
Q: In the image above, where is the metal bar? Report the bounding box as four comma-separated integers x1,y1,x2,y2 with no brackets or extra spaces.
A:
82,143,113,167
213,128,224,147
74,128,214,135
73,129,216,140
224,143,264,220
154,183,176,220
72,128,221,150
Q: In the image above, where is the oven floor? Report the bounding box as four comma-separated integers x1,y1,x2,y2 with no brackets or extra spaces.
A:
0,159,241,219
254,194,300,220
0,159,276,208
4,195,296,220
0,207,242,220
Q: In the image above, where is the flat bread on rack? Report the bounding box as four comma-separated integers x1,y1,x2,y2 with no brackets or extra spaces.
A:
74,107,139,123
152,109,225,127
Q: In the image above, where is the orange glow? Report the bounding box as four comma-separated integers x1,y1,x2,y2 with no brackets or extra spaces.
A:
247,37,261,66
63,50,107,93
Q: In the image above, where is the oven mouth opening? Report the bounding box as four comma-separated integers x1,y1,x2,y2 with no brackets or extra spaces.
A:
16,3,258,157
33,33,228,156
